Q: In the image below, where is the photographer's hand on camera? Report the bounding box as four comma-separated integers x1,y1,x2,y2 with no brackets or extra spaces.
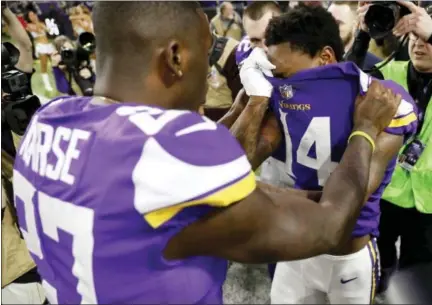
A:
343,2,373,69
2,5,42,138
357,1,432,42
51,53,66,70
357,2,371,32
392,1,432,43
78,67,92,80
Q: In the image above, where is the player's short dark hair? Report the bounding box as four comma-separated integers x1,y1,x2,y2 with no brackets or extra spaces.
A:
244,1,281,20
93,1,201,39
265,5,344,62
92,1,201,73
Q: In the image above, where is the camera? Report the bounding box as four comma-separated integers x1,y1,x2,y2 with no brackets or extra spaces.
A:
59,32,96,96
1,42,40,137
364,1,411,39
209,33,229,67
60,31,96,68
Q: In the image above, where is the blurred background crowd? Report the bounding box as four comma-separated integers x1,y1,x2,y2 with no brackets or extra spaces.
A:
0,0,414,108
2,1,95,100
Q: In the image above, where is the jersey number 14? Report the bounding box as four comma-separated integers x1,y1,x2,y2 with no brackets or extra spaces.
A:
279,110,338,187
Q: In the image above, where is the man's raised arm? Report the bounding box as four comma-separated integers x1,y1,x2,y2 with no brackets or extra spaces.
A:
164,80,402,263
222,48,281,169
1,6,33,73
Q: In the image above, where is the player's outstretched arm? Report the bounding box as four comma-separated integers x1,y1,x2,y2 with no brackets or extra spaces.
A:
258,181,323,202
224,47,280,170
219,90,319,200
164,131,374,262
164,81,402,263
230,95,281,170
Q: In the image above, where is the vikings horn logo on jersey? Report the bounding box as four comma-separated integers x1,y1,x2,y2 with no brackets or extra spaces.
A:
279,84,294,100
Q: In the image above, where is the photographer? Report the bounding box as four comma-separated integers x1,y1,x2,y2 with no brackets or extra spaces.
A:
355,0,432,296
1,4,34,159
1,5,46,304
51,33,95,96
210,2,243,41
1,5,33,89
205,33,242,121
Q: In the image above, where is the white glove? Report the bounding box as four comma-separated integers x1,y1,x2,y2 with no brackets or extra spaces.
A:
239,47,276,98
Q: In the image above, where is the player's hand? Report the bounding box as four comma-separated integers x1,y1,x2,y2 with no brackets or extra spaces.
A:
354,80,402,136
393,1,432,42
240,47,275,98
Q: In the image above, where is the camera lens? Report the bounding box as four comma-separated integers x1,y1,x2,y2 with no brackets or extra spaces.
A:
365,3,399,39
62,49,73,59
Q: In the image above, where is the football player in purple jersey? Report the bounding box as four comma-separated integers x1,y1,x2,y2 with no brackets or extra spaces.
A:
234,5,418,304
13,2,402,304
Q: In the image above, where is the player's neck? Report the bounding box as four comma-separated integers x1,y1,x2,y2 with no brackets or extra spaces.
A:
93,76,173,110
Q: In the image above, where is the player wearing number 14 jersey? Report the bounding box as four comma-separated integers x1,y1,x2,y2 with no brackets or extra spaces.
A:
262,6,418,304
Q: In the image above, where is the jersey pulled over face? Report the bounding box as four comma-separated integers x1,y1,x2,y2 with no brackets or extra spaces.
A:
235,35,253,66
267,62,418,237
13,97,256,304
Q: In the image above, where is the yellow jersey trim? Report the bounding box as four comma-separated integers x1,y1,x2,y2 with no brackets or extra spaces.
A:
388,112,417,128
368,240,378,303
144,171,256,228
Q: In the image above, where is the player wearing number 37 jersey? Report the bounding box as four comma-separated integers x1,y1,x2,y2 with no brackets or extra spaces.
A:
12,2,404,304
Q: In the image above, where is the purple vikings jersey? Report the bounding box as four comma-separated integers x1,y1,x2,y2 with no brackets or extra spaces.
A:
268,62,418,237
13,96,256,304
235,36,253,66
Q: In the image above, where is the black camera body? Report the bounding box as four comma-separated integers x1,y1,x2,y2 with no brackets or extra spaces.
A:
365,1,411,39
60,31,96,69
1,42,41,137
59,32,96,96
2,70,30,96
